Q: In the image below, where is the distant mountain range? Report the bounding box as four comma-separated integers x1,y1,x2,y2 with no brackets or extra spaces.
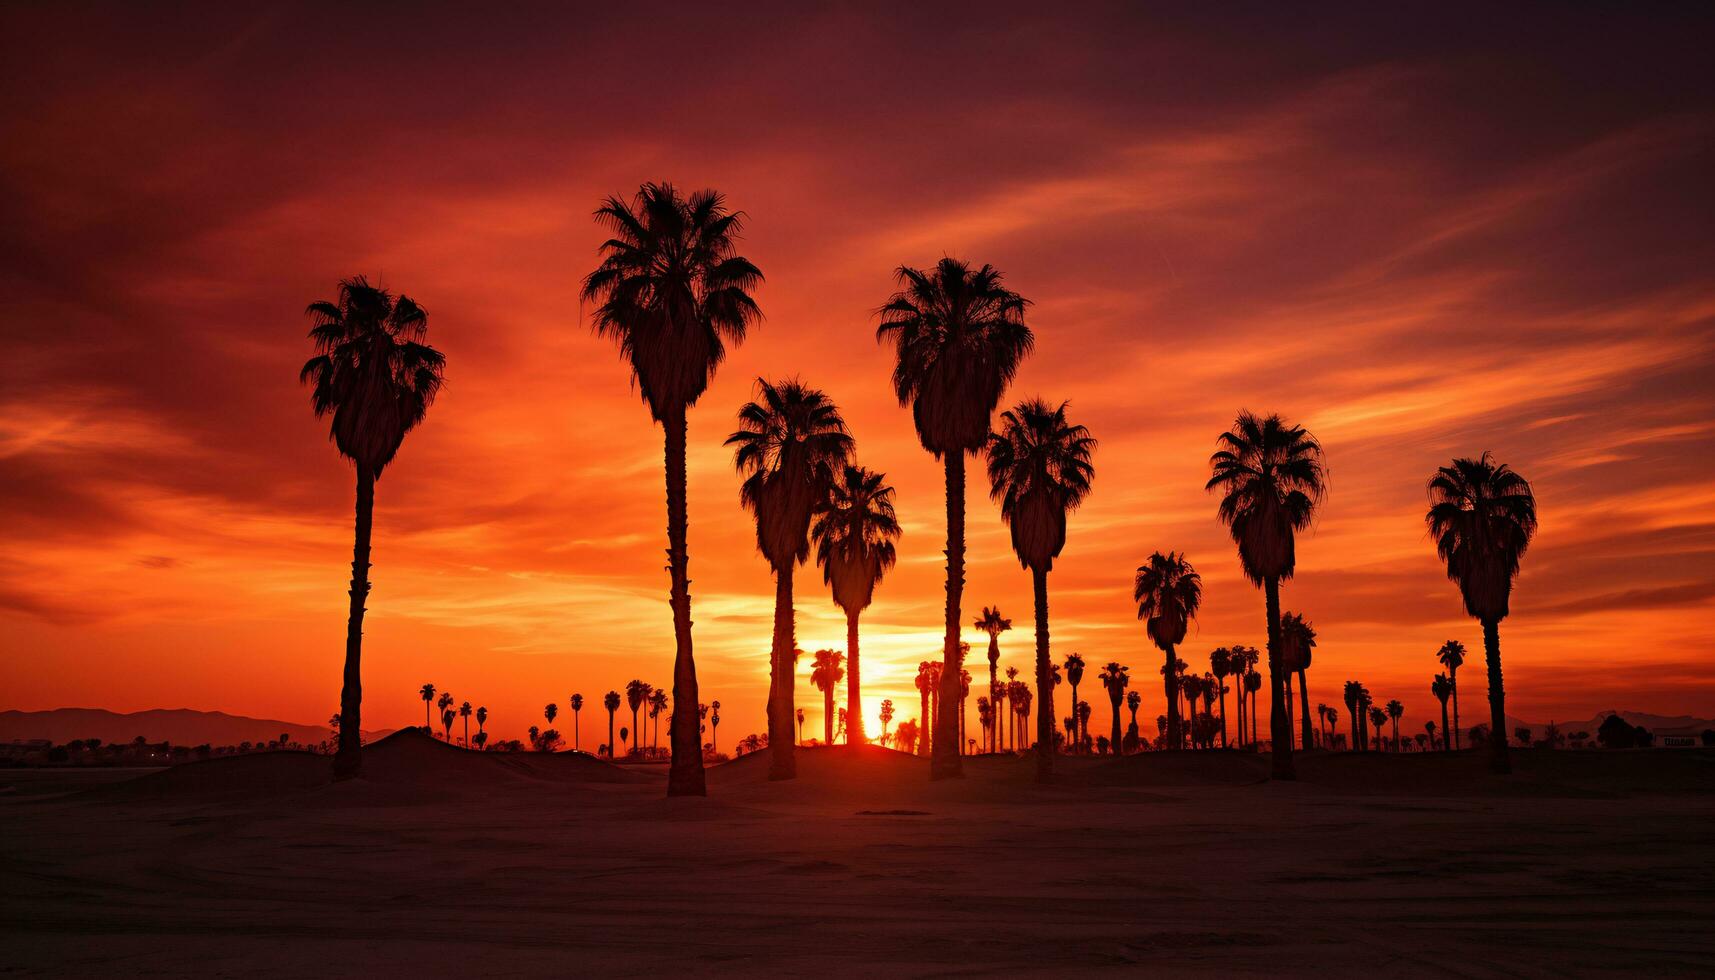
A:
0,708,394,746
1501,710,1714,738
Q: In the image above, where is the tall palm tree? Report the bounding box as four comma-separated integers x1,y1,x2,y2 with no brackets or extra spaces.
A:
1316,703,1335,749
1432,673,1454,754
1098,663,1129,753
1125,690,1142,752
437,692,454,740
1003,666,1019,750
1386,699,1404,752
1014,683,1033,751
879,258,1034,780
729,378,853,778
974,606,1013,753
1368,706,1389,751
879,699,895,746
1244,670,1262,747
958,667,971,753
1232,646,1260,748
441,707,456,743
1210,649,1232,748
582,182,762,797
810,649,845,746
914,662,936,757
985,399,1095,780
603,691,621,759
1426,454,1537,774
811,464,899,748
544,702,558,731
1063,653,1087,751
710,701,722,753
795,707,806,746
569,694,584,752
1436,639,1467,750
624,680,648,759
475,706,488,749
1280,612,1318,751
1207,412,1326,779
1343,681,1364,751
1133,552,1202,752
301,277,445,778
459,702,472,747
419,683,436,731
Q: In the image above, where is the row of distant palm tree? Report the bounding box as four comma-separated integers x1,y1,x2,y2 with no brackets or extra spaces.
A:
305,181,1536,787
417,684,489,750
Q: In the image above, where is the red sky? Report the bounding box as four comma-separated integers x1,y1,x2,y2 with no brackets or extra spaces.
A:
3,3,1713,746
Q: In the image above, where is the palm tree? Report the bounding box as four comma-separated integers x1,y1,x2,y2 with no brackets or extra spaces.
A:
1317,703,1335,749
811,465,899,748
475,706,488,747
1098,663,1129,753
1432,673,1454,753
958,666,972,753
1280,612,1318,751
1426,454,1537,774
582,182,762,797
1368,706,1389,751
729,378,853,778
879,258,1034,780
419,683,436,731
1013,683,1033,751
1244,670,1262,747
973,606,1013,753
437,692,455,740
544,702,558,733
1210,649,1232,748
983,399,1095,778
914,661,936,757
810,649,845,746
301,277,445,778
440,707,455,742
624,680,648,758
649,689,668,751
459,702,472,747
1232,646,1260,748
1386,699,1404,751
603,691,620,759
1133,552,1202,752
879,699,895,746
569,694,584,752
1343,681,1364,751
1437,640,1467,750
1062,653,1087,752
1003,666,1020,750
795,707,806,746
1125,690,1142,752
1076,701,1093,751
1207,412,1326,779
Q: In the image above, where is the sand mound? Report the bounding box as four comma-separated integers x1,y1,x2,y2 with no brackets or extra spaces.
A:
1293,746,1715,798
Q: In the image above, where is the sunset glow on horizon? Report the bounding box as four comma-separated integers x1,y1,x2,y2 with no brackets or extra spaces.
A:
3,4,1712,747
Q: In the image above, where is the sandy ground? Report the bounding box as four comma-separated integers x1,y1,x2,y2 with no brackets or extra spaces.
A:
3,732,1712,977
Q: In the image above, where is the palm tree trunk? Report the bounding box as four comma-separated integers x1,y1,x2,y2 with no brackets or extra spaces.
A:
1110,697,1121,752
1441,700,1451,753
1349,710,1358,752
463,717,469,747
824,687,834,746
1263,576,1294,779
932,453,966,780
1450,669,1461,750
846,609,865,745
1297,668,1313,751
333,465,374,779
1482,618,1510,774
1032,565,1054,782
768,562,797,780
1236,684,1245,749
987,642,999,753
574,712,580,752
662,405,706,795
1218,685,1228,749
1163,645,1179,752
607,710,615,759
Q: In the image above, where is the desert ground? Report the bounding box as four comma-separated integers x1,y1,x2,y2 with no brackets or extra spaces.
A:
3,732,1712,977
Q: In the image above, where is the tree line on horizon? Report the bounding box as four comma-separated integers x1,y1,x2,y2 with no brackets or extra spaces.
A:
302,180,1546,793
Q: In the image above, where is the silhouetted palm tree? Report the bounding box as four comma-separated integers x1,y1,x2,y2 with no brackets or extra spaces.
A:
1014,683,1033,751
1368,706,1388,750
1386,699,1404,751
419,683,436,731
729,378,852,777
1125,690,1142,752
1343,681,1364,751
475,706,488,747
441,707,455,742
974,606,1013,753
810,649,845,746
1281,612,1318,751
1076,701,1093,751
1134,552,1202,752
914,661,937,757
795,707,806,746
1062,653,1087,752
582,182,762,797
1243,669,1262,747
1207,412,1325,778
710,700,722,754
1432,673,1454,754
437,692,454,740
569,693,584,751
1427,454,1537,774
1098,663,1129,753
880,258,1034,779
811,464,899,747
1210,649,1232,748
879,699,895,745
623,680,648,758
301,277,445,778
603,691,620,759
1437,639,1466,750
1317,703,1336,749
649,688,668,751
958,666,972,753
1003,666,1019,750
459,702,472,747
984,399,1095,779
544,702,558,735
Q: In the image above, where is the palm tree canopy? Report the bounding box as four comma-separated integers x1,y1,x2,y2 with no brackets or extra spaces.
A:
811,464,900,614
1426,453,1538,621
1098,662,1130,698
1206,412,1326,584
729,378,853,571
811,649,846,692
876,257,1034,457
604,691,621,712
985,398,1096,572
1437,639,1466,672
1432,673,1453,703
1064,653,1086,687
570,694,584,711
1280,612,1317,671
300,276,445,475
420,683,435,700
580,182,762,421
974,605,1013,636
1133,551,1202,651
1387,699,1404,719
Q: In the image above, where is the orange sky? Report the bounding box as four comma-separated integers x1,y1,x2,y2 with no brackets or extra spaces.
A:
3,4,1713,746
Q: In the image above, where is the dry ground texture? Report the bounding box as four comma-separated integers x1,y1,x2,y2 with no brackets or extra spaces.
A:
3,730,1712,977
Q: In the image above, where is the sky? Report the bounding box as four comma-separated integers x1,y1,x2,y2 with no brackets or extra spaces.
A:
3,2,1713,748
